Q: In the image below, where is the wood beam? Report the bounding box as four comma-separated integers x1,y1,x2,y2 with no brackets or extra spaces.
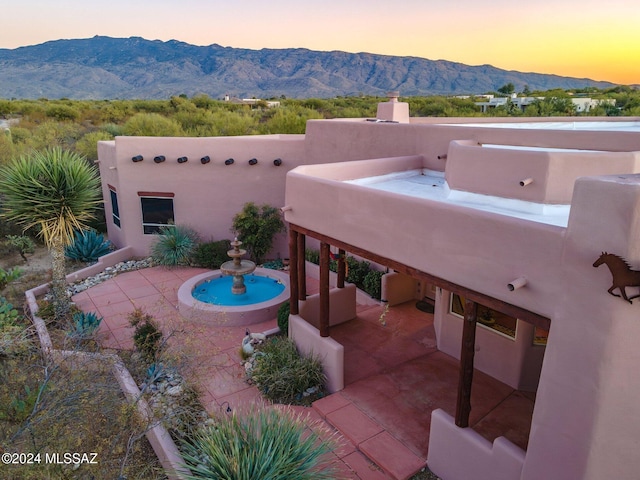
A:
319,242,330,337
456,298,477,428
337,248,346,288
289,224,550,331
288,228,299,315
297,233,307,301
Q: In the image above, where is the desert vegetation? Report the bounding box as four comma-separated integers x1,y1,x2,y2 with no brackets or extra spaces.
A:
1,86,638,165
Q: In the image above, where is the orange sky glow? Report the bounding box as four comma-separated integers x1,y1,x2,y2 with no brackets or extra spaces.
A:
2,0,639,86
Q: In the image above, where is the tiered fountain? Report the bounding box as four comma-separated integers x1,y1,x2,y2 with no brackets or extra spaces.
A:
177,237,290,326
220,238,256,295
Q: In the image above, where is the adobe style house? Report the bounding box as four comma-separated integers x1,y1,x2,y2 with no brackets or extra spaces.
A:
98,99,640,480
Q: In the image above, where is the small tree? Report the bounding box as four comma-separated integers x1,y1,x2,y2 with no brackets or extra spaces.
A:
231,202,285,264
0,148,102,319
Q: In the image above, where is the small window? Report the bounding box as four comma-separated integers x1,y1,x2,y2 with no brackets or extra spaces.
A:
450,293,517,339
141,197,174,234
109,188,121,227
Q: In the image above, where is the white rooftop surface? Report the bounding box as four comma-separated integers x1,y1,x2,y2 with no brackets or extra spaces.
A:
444,121,640,132
345,169,570,227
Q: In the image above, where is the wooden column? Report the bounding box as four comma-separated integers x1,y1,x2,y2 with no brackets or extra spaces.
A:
288,228,299,315
337,248,346,288
297,233,307,301
455,298,477,428
319,242,330,337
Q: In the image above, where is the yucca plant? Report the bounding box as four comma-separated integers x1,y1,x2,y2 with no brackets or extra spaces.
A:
0,148,102,320
180,407,338,480
151,225,199,266
65,229,112,263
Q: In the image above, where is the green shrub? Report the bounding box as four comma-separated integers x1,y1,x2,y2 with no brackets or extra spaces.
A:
346,256,370,288
277,301,290,333
180,407,337,480
68,311,102,338
0,267,22,290
305,248,320,264
231,202,285,264
250,336,325,404
129,309,163,362
363,270,385,300
64,229,112,263
0,297,19,327
151,225,199,266
262,258,284,270
192,239,232,269
6,234,35,261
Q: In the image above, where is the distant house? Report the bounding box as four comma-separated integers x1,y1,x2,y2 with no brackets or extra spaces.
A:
223,94,280,108
97,100,640,480
475,93,615,113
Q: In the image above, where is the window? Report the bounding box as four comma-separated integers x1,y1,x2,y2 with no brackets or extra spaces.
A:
533,327,548,346
109,187,121,227
450,293,517,339
140,196,174,234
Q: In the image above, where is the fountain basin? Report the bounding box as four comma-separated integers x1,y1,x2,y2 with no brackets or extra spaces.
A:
177,267,290,326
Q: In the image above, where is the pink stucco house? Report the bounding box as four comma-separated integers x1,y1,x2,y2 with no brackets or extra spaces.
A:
98,98,640,480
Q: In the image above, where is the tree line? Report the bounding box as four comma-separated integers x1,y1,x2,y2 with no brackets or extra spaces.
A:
0,86,638,166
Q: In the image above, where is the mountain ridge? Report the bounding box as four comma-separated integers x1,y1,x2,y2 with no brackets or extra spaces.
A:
0,36,618,99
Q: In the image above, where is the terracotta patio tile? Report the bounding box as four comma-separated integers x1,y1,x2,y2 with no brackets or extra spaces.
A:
342,451,391,480
313,392,351,417
213,385,265,413
326,404,384,446
359,431,425,480
91,290,129,307
125,284,161,299
139,268,182,283
200,366,250,399
85,281,123,297
96,300,137,318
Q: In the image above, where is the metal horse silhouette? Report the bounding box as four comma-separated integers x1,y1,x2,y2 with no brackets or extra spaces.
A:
593,252,640,304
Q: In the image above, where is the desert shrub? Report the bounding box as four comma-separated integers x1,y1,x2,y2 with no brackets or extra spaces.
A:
64,229,112,263
192,239,232,269
277,301,290,333
129,308,163,362
250,336,325,404
231,202,285,264
262,258,284,270
0,297,20,327
180,407,338,480
363,269,385,300
67,311,103,339
346,256,370,288
6,234,35,261
151,225,199,266
0,267,22,290
122,112,184,136
305,248,320,264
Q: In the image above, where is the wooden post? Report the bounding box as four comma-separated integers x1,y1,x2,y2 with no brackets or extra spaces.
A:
455,298,477,428
337,248,346,288
297,233,306,300
319,242,330,337
288,229,299,315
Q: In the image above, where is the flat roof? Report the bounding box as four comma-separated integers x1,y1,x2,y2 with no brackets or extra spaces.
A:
443,121,640,132
345,169,570,227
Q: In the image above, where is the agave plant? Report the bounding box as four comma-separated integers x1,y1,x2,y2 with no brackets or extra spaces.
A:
181,407,338,480
68,311,102,338
65,229,112,263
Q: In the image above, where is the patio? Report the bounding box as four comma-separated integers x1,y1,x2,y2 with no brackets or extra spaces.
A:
71,266,534,480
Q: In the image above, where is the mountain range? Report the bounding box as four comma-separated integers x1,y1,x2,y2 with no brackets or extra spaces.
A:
0,36,619,99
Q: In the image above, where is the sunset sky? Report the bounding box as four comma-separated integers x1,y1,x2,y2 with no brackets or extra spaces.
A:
2,0,639,85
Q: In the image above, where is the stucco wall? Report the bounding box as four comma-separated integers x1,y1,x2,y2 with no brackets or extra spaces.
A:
98,135,305,258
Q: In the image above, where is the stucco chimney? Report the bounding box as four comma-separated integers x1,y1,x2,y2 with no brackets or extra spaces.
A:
376,91,409,123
